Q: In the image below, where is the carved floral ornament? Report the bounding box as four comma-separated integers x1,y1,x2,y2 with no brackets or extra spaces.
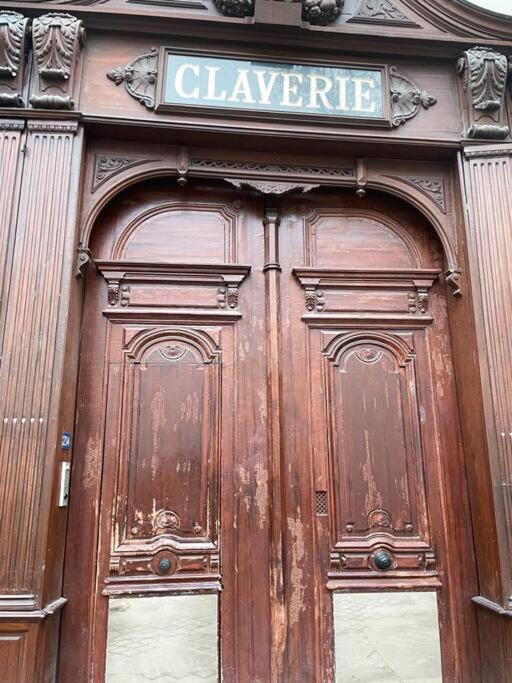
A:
0,11,85,109
457,46,512,140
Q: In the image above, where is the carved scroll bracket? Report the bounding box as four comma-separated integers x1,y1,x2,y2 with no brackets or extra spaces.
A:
445,267,462,298
390,67,437,127
0,11,30,107
457,47,510,141
107,47,158,110
30,13,86,110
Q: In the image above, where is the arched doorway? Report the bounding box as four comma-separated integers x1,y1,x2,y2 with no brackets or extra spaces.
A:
60,179,480,681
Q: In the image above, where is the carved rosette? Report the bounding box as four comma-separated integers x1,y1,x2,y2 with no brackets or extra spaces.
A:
107,47,158,109
0,11,30,107
389,67,437,127
457,47,510,140
213,0,254,18
30,12,85,109
302,0,344,26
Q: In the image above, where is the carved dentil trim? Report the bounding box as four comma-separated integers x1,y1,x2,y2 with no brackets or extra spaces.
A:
302,0,344,26
32,13,85,80
213,0,254,18
107,47,158,109
389,67,437,127
0,119,24,131
27,120,78,133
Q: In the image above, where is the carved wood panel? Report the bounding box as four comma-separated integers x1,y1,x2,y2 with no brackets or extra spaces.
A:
321,328,436,585
102,323,224,590
63,185,479,682
275,191,479,681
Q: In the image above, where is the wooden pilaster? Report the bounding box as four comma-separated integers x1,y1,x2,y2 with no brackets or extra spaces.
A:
460,144,512,679
0,118,84,681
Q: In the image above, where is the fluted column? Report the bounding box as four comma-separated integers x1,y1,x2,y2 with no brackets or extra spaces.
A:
0,119,83,680
460,143,512,678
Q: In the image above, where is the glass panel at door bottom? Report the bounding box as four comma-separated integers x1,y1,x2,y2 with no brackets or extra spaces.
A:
334,591,442,683
105,593,218,682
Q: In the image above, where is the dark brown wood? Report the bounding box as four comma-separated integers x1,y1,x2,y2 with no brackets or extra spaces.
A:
274,189,479,681
0,1,511,680
60,179,481,681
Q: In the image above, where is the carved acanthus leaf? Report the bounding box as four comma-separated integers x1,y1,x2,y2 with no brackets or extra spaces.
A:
0,11,30,107
302,0,344,26
93,155,153,192
32,13,85,80
107,47,158,109
0,11,28,78
226,178,320,195
457,47,508,113
457,47,510,140
386,176,446,213
389,66,437,127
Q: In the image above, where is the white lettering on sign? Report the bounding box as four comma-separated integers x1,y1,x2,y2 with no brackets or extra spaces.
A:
164,54,384,119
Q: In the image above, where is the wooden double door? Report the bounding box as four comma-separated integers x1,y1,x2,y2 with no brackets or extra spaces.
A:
62,180,480,682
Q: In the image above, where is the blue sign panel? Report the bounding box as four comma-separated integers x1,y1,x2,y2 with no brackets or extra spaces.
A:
164,54,384,119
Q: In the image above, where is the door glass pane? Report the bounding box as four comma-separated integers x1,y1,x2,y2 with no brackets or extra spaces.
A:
105,594,218,682
333,591,442,683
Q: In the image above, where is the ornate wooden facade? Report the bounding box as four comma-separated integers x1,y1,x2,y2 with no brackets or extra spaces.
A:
0,0,512,680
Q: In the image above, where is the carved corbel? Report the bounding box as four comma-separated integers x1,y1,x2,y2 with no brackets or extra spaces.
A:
445,268,462,298
107,47,158,110
177,146,189,186
302,0,344,25
0,11,30,107
29,13,85,110
457,47,510,140
389,67,437,126
355,159,367,198
213,0,255,18
76,246,92,278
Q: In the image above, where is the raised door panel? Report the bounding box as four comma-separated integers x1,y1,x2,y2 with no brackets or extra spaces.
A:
320,328,436,586
103,324,224,588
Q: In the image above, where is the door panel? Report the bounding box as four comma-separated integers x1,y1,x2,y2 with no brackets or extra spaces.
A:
277,191,480,682
61,181,272,682
62,183,480,682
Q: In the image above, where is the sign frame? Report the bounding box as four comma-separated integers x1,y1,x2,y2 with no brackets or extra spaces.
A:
156,47,392,128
